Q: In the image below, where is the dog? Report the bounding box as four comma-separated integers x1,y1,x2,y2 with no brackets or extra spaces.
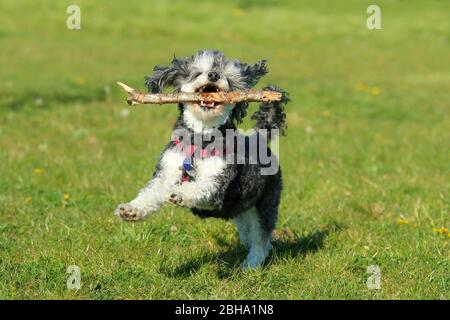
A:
115,50,289,269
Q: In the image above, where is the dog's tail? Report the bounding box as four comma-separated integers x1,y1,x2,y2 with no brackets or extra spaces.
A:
251,85,289,140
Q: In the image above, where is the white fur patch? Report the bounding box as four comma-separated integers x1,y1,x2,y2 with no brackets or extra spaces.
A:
129,148,184,216
193,52,215,72
174,155,227,209
234,207,272,269
180,71,229,94
180,73,208,93
223,60,246,90
128,144,229,215
183,104,233,133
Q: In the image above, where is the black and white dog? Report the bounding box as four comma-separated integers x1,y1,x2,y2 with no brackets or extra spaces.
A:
115,50,289,269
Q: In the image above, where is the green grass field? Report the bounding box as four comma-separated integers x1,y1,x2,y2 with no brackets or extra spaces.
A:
0,0,449,299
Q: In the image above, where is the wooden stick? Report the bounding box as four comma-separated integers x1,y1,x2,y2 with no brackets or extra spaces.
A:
116,81,282,106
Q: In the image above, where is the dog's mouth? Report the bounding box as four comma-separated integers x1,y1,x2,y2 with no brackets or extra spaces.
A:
195,83,222,110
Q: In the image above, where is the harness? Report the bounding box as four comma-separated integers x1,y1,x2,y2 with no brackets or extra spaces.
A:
174,139,224,183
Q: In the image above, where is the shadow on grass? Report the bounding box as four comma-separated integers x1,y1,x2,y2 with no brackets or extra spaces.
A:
2,90,110,110
160,222,342,279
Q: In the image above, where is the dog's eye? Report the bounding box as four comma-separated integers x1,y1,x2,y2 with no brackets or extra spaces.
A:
193,72,202,78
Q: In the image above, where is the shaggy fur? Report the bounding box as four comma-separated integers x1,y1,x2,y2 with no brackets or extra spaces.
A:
115,50,289,269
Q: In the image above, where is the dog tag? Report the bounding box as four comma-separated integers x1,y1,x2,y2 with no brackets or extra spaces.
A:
183,158,193,171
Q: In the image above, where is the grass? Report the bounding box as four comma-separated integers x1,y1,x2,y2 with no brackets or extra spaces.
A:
0,0,449,299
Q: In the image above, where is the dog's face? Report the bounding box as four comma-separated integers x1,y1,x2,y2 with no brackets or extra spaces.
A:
179,52,237,125
145,50,268,127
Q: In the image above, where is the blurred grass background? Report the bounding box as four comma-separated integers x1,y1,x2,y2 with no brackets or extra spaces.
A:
0,0,448,299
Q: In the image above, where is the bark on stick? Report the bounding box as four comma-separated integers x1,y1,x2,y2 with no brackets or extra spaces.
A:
116,81,282,106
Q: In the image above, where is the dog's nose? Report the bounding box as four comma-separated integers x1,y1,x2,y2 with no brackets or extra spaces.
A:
207,71,220,82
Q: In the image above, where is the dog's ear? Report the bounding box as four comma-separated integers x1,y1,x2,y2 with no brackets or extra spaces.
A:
242,59,268,88
144,55,190,93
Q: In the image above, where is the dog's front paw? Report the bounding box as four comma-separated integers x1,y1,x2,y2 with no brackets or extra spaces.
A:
115,203,145,222
168,193,183,206
168,193,193,208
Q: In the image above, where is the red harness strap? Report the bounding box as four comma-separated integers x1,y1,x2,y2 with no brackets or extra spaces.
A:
174,139,224,183
173,139,223,158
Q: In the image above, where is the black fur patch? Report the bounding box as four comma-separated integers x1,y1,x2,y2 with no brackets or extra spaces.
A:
251,85,289,139
144,51,290,238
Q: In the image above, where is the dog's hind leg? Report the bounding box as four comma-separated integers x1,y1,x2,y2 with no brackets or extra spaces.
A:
239,207,273,270
233,209,252,249
241,173,281,269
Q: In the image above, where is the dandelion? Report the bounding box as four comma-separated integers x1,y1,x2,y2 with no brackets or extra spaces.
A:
74,77,86,86
433,227,448,235
232,8,245,17
34,168,44,175
397,217,409,225
63,193,70,208
371,87,381,95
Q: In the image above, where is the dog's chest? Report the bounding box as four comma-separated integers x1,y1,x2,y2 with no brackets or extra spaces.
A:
191,155,225,179
161,147,226,208
162,148,226,181
184,157,226,209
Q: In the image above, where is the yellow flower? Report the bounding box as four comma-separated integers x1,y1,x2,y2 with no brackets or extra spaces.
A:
397,217,409,225
433,227,448,234
74,77,86,86
62,193,70,208
371,87,381,95
34,168,43,175
232,8,245,17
